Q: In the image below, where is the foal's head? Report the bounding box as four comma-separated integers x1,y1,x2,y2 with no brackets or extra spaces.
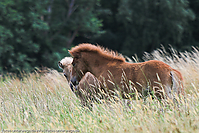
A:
68,51,89,86
68,43,103,86
58,57,73,82
69,43,125,85
69,43,125,86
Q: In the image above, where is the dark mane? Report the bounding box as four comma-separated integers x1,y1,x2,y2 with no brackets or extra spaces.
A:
70,43,125,62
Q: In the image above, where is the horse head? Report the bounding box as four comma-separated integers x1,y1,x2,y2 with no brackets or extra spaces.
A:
69,51,89,87
59,57,81,92
58,57,73,82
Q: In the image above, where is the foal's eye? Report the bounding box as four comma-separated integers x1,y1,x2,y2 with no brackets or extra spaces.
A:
72,62,76,67
72,57,78,67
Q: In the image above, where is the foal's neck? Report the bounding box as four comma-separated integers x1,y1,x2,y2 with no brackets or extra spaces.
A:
86,53,120,78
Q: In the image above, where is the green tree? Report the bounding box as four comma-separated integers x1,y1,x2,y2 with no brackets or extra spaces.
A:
42,0,103,70
189,0,199,47
116,0,195,56
47,0,103,48
0,0,49,73
0,0,103,73
90,0,124,51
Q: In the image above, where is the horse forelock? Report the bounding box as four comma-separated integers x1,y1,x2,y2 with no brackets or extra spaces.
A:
70,43,125,62
60,57,73,66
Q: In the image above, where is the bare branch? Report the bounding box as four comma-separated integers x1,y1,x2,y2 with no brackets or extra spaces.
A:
67,26,80,47
50,0,78,43
67,0,75,18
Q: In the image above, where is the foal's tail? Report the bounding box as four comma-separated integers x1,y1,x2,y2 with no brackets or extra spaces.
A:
170,70,184,96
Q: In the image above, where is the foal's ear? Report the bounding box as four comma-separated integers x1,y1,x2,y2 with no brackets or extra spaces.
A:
68,50,73,57
68,50,81,59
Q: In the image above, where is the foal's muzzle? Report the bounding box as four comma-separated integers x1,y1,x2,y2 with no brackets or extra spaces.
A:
64,73,68,80
71,76,79,85
70,76,79,92
69,83,75,92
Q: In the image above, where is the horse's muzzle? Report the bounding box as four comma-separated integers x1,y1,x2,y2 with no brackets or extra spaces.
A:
70,82,75,92
71,76,79,85
64,73,68,80
70,76,79,92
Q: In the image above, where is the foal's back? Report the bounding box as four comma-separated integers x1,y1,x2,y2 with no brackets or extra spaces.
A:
121,60,184,98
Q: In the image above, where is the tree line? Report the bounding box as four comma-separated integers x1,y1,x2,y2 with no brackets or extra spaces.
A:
0,0,198,73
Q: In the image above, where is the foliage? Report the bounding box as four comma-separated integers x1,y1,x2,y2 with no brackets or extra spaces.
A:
48,0,103,48
0,0,103,74
116,0,195,56
1,0,199,73
189,0,199,46
0,0,50,73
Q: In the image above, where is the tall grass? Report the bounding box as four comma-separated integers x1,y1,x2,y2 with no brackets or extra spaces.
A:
0,48,199,132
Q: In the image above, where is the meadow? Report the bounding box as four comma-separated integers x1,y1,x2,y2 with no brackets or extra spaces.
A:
1,47,199,132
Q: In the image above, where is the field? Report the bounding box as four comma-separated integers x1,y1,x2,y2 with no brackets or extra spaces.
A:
1,47,199,132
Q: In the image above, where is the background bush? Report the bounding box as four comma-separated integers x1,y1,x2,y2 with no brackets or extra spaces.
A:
0,0,198,73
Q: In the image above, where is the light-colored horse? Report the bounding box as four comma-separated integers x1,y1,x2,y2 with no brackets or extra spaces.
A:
69,43,184,100
58,57,73,82
58,57,102,107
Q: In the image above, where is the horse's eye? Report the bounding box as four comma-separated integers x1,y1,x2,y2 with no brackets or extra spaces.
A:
72,62,76,67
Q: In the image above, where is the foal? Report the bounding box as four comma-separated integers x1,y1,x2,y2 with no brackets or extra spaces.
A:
69,43,184,100
58,57,101,107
